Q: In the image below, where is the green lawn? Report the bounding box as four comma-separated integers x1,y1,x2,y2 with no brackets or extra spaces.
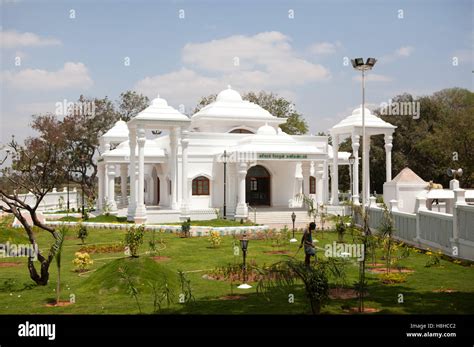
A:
1,218,473,315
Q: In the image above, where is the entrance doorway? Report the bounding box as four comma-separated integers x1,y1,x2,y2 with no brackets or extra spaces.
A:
246,165,271,206
156,176,160,205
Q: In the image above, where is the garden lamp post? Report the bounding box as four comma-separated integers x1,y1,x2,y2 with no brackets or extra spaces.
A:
223,150,227,219
351,57,377,212
290,211,297,243
238,233,251,289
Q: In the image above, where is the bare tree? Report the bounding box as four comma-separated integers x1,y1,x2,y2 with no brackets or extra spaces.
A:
0,135,67,285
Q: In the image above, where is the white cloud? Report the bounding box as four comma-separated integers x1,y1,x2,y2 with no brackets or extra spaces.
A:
0,30,61,49
308,41,342,55
135,32,330,109
395,46,414,57
135,68,222,111
352,73,392,82
381,46,415,63
2,62,93,90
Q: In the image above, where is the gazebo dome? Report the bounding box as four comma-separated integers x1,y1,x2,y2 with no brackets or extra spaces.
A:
257,123,277,136
102,119,129,139
129,94,190,123
330,105,396,135
216,86,243,102
151,95,169,107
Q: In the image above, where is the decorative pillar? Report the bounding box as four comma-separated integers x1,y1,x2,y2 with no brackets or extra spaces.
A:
181,131,190,217
134,127,147,224
170,127,179,210
323,159,329,204
97,162,104,211
235,161,248,218
302,161,311,197
364,135,371,203
351,134,360,205
107,164,117,211
331,134,339,205
316,167,324,204
127,128,137,221
228,164,237,213
120,164,128,207
384,134,393,183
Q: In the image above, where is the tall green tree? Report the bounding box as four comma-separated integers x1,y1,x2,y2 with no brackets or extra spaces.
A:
117,90,150,121
338,88,473,193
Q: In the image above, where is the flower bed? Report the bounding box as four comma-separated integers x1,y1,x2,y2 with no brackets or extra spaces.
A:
43,220,269,236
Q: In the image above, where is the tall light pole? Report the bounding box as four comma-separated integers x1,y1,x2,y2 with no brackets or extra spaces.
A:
351,58,377,211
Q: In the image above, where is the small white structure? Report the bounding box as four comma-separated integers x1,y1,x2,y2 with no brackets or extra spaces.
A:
330,107,396,205
97,87,358,224
383,167,427,213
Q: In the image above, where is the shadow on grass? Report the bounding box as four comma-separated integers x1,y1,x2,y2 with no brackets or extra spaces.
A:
363,282,474,314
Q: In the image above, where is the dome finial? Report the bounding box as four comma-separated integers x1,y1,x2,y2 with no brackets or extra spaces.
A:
227,84,231,90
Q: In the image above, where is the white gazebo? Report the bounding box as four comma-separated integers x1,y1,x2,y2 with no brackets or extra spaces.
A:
126,95,191,224
329,106,397,205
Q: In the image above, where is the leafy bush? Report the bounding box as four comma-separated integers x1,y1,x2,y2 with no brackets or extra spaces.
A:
125,225,145,257
72,252,93,272
208,231,222,248
181,218,191,238
425,251,442,267
335,217,346,243
76,223,88,244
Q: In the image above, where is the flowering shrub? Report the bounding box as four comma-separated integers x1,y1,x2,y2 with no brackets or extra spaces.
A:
425,250,442,267
208,231,222,248
125,225,145,257
72,252,93,272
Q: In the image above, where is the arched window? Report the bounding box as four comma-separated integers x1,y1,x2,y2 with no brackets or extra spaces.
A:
192,176,210,195
310,176,316,194
229,128,254,134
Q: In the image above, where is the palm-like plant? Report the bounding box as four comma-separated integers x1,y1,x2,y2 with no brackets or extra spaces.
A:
256,259,343,314
300,193,317,224
378,205,395,274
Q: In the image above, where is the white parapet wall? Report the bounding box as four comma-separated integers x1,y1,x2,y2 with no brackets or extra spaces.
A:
0,188,79,212
362,190,474,261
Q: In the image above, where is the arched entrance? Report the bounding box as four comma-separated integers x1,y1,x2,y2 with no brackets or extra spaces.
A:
152,167,160,205
246,165,271,206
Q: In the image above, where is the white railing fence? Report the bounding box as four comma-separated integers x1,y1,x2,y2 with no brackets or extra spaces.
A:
357,189,474,261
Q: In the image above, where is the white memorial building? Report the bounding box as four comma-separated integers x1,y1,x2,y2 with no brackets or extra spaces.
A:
97,86,393,224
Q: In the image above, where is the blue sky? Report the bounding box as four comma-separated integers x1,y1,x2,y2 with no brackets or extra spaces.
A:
1,0,472,142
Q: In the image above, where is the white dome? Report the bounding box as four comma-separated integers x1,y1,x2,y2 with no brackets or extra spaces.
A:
352,106,372,116
102,119,129,139
151,94,168,107
216,85,243,102
257,123,277,136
